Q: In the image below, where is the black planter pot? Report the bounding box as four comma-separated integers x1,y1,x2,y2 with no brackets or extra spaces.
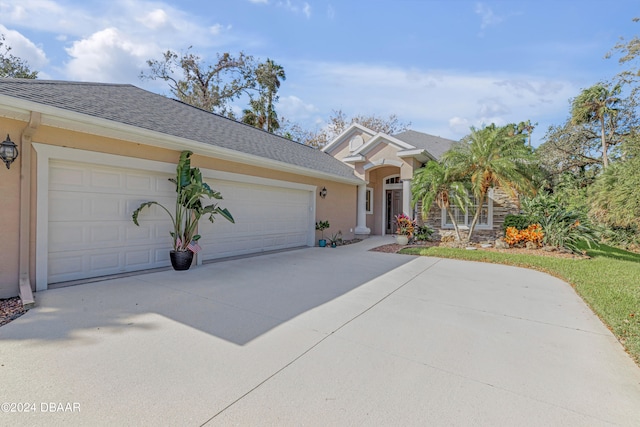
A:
170,250,194,271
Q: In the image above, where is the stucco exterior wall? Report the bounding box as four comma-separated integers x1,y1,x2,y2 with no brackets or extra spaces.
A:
314,182,356,243
0,119,24,298
0,117,358,298
365,166,402,236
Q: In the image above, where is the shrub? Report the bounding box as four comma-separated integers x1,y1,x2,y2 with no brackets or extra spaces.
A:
504,224,544,247
521,191,599,254
538,209,599,254
413,224,434,241
599,225,640,251
502,214,533,232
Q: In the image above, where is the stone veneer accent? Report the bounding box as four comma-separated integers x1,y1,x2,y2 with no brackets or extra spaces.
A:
415,187,520,242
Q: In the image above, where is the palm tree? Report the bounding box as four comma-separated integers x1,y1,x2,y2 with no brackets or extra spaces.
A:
571,83,621,169
517,120,536,147
242,58,286,132
411,160,469,242
443,125,537,243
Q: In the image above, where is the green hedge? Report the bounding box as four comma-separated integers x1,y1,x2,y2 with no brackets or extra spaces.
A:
502,214,533,232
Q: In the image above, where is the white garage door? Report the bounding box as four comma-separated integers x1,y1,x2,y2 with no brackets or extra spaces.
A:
48,160,176,283
47,160,313,284
198,179,312,261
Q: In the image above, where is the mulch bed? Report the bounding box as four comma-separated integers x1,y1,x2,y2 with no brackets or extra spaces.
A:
370,241,589,259
370,241,440,253
0,297,28,328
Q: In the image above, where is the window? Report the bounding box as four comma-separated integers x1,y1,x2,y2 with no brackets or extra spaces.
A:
365,188,373,214
442,190,492,229
385,176,401,184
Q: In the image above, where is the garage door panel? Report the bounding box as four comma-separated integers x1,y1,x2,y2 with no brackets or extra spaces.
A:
90,170,124,189
49,193,86,219
50,165,86,188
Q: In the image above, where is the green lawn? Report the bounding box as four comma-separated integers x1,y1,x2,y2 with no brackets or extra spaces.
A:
400,244,640,365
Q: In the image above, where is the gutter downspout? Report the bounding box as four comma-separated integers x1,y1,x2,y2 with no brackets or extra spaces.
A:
18,112,40,308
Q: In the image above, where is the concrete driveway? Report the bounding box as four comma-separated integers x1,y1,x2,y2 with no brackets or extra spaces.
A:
1,237,639,426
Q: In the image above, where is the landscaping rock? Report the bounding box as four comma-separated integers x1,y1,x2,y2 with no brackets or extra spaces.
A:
495,239,509,249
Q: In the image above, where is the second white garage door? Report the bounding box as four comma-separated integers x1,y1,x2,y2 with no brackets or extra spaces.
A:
198,178,313,261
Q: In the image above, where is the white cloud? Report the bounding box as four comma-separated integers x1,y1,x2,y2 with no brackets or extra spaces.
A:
475,2,503,30
277,0,311,18
63,27,153,83
0,24,48,69
327,4,335,20
449,117,471,134
282,61,576,144
0,0,95,36
138,9,174,31
278,95,318,121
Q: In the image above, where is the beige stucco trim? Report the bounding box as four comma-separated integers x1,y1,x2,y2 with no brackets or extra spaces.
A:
18,112,40,306
363,158,404,171
32,143,318,290
0,96,363,186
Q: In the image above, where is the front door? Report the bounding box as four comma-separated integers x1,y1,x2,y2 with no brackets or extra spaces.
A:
386,189,402,234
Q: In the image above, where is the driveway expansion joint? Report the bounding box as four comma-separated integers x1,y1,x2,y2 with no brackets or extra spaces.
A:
200,258,443,425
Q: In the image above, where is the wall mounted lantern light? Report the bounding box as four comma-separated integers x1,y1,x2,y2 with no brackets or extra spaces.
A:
0,134,19,169
319,186,327,199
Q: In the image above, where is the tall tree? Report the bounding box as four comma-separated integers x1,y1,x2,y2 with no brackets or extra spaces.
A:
242,58,286,132
537,122,603,178
443,125,538,242
571,83,622,169
517,120,536,147
589,136,640,229
606,17,640,95
411,160,469,242
0,34,38,78
141,48,256,117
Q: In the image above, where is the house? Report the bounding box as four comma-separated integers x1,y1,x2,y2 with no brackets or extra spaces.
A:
0,79,516,302
323,123,519,241
0,79,364,300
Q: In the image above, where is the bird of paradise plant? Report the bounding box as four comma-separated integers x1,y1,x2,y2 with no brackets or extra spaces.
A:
132,150,234,252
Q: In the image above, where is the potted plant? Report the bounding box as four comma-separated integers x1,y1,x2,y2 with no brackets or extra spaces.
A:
132,150,234,270
394,214,416,245
328,230,342,248
315,220,330,247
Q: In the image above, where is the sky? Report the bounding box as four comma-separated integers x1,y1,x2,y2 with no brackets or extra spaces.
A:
1,0,639,147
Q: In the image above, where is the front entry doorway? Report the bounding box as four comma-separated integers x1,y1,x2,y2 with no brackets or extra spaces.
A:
386,189,402,234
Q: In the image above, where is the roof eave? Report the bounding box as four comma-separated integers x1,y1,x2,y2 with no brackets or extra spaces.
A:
397,148,433,163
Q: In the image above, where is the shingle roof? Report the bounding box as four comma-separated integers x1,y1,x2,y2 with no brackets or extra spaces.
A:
393,129,456,160
0,79,358,181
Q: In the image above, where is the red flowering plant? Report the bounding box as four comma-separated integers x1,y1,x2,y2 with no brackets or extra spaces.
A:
395,214,417,237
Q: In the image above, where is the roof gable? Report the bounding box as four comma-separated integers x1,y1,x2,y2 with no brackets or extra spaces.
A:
322,123,376,153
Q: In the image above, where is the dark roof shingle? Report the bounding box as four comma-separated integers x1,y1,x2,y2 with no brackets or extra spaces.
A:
393,129,456,160
0,79,357,181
